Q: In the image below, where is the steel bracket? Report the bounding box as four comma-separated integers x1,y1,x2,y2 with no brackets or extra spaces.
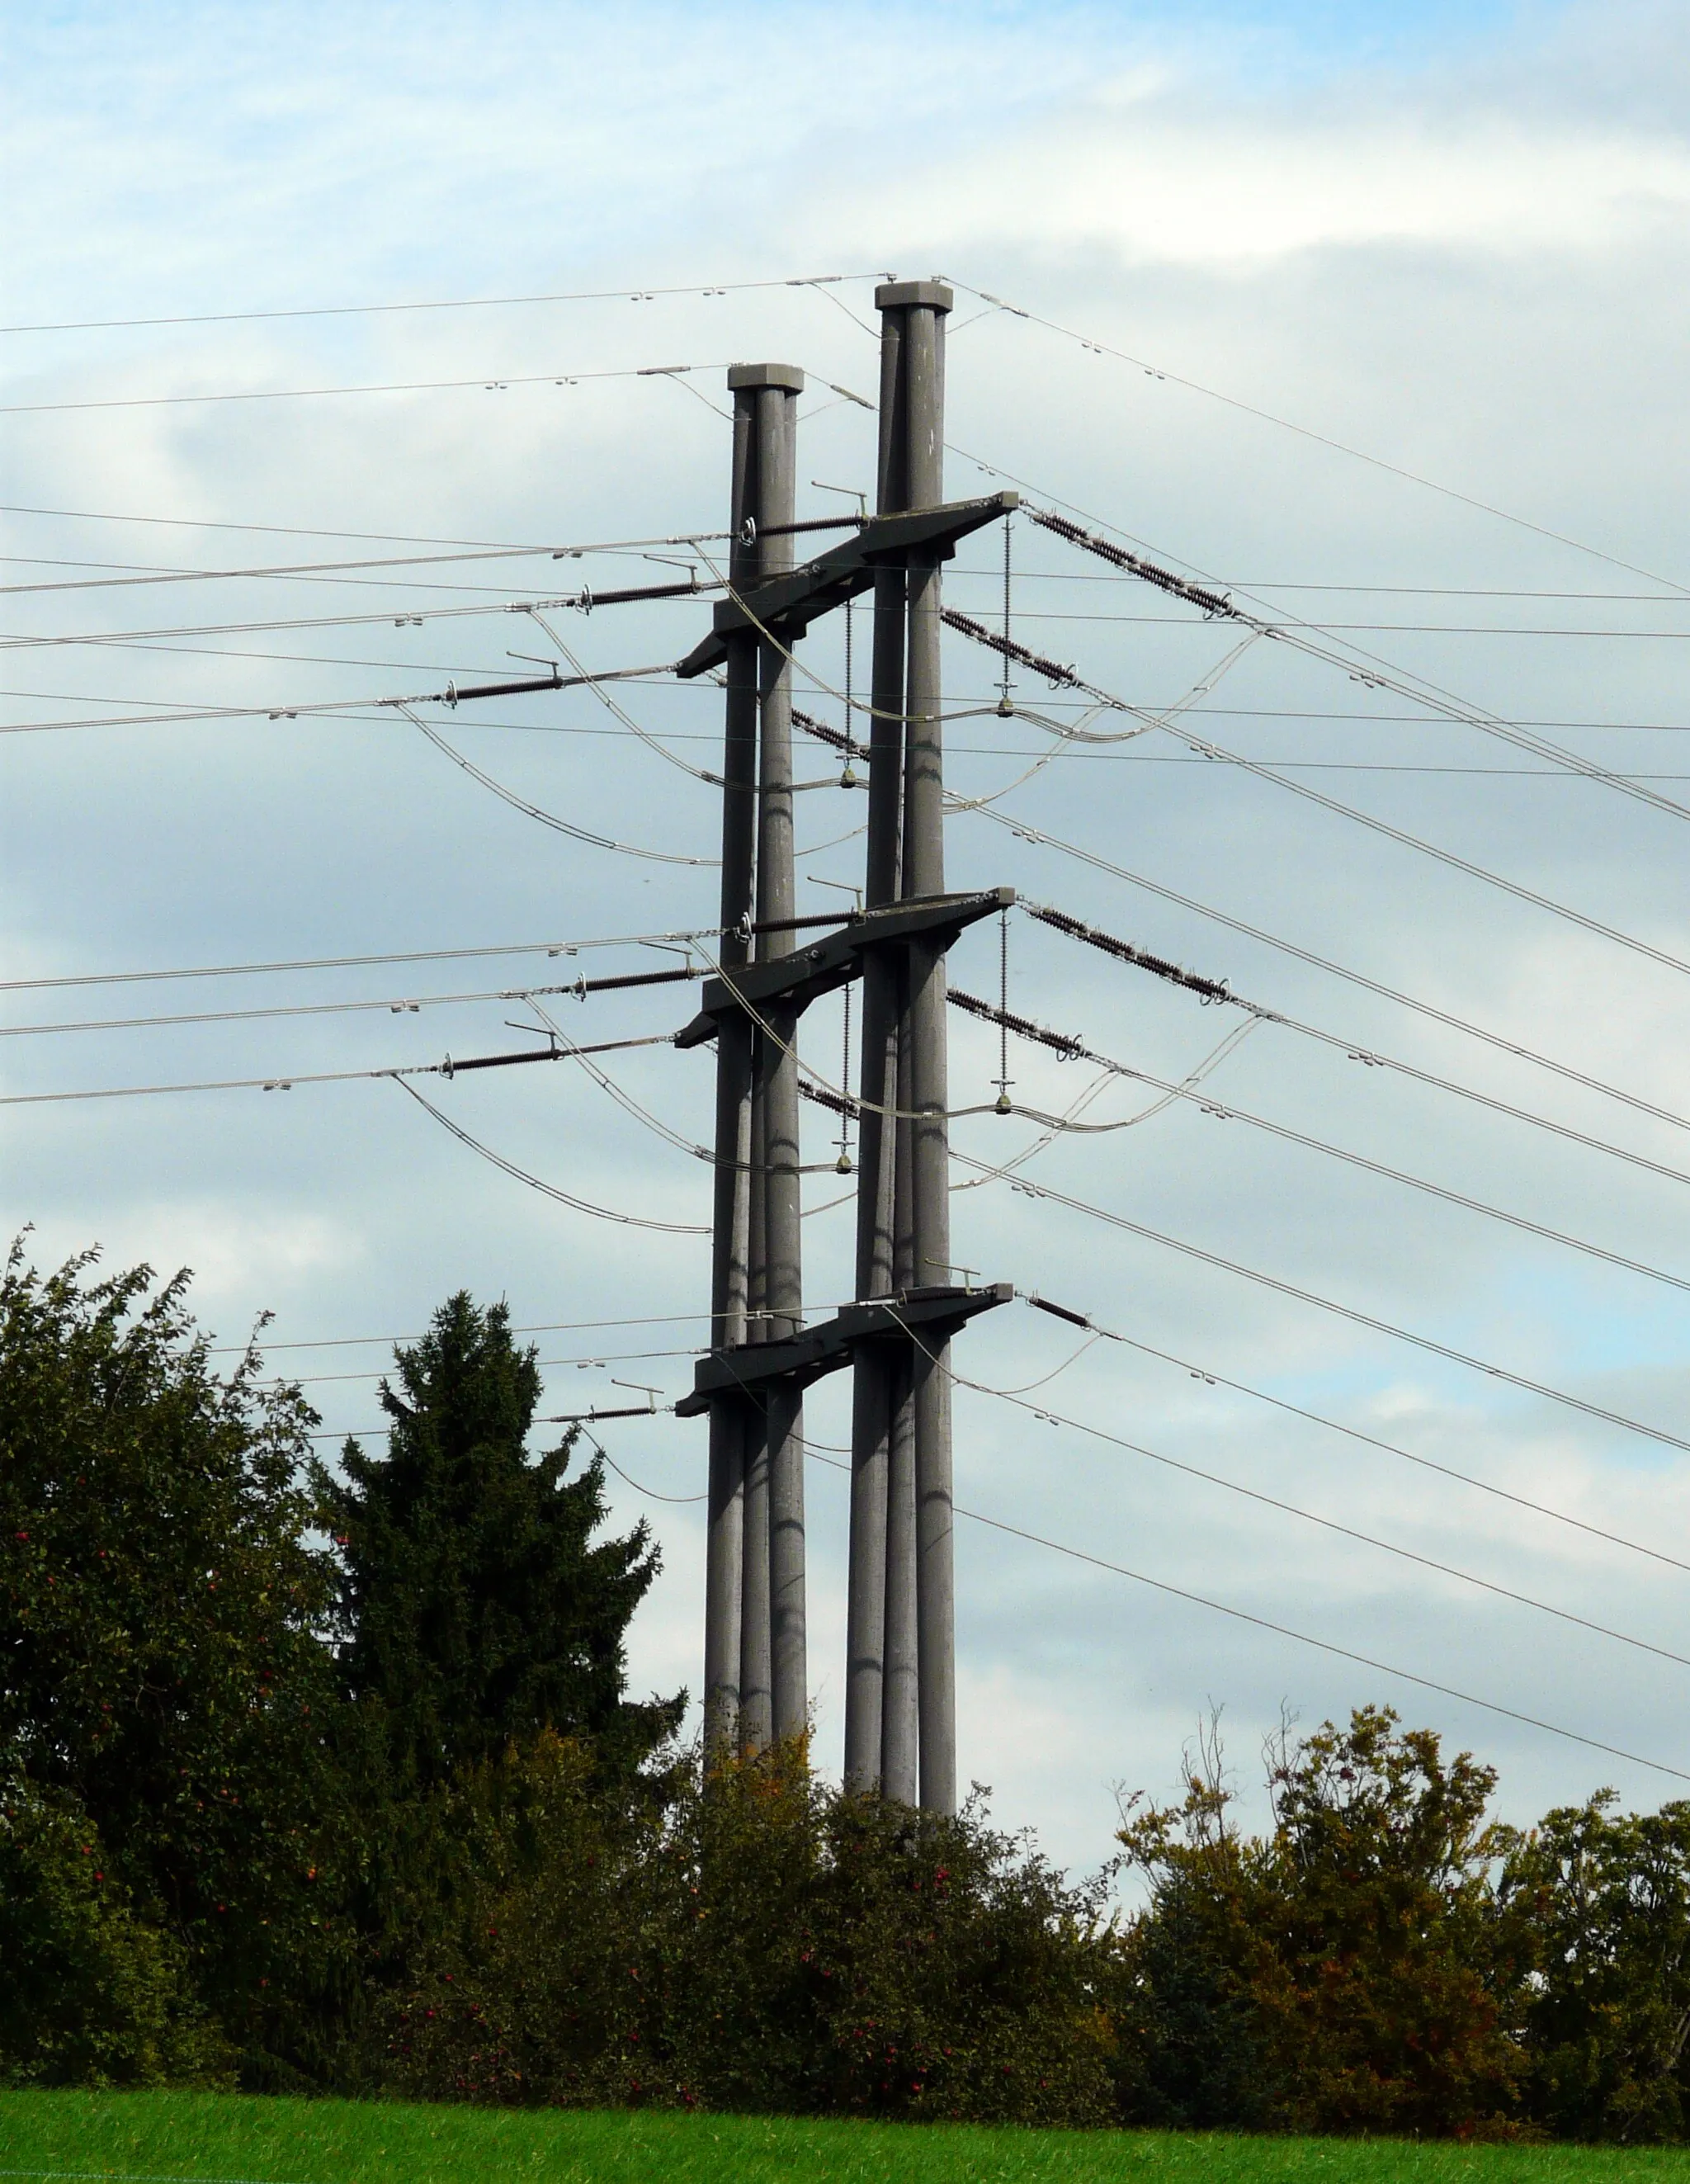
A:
677,1281,1012,1416
673,886,1013,1050
675,491,1019,678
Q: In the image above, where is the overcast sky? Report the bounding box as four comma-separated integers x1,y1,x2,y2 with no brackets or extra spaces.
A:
6,0,1690,1878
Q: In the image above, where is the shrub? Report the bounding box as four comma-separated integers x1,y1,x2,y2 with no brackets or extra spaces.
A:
1115,1707,1523,2137
379,1735,1116,2125
0,1771,227,2086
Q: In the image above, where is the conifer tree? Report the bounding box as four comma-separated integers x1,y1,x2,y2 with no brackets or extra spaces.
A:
321,1293,680,1789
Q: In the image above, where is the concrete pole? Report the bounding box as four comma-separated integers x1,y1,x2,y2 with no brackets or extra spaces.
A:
742,1057,772,1746
701,382,762,1754
717,362,803,1753
843,310,909,1794
880,1345,919,1801
742,367,808,1748
881,974,919,1798
885,278,957,1817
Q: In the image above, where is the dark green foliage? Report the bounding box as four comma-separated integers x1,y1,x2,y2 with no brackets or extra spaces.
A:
317,1293,680,1791
1499,1794,1690,2142
1115,1709,1522,2138
0,1772,227,2086
1110,1858,1272,2131
0,1241,360,2083
380,1736,1117,2125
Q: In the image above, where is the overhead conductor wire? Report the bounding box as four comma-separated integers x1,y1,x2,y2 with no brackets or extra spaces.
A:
1017,1296,1690,1577
952,988,1690,1298
941,280,1690,598
393,701,716,867
0,269,881,336
1021,902,1690,1195
969,804,1690,1143
946,603,1690,987
879,1303,1690,1788
389,1077,707,1236
967,1157,1690,1457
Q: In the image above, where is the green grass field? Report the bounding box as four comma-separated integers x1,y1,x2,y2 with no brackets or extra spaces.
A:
1,2095,1687,2184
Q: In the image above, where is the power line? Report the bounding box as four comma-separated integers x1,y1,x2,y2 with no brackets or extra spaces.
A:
0,499,561,549
0,682,691,738
1000,513,1690,838
0,656,696,763
948,459,1690,839
802,1442,1688,1786
0,965,697,1039
0,1031,675,1107
1018,1298,1690,1577
943,277,1690,601
0,593,690,652
205,1308,706,1356
18,684,1690,768
963,1158,1690,1458
11,503,1689,601
0,270,880,337
969,804,1690,1142
1043,499,1690,830
947,1315,1690,1671
984,699,1690,734
320,1402,1690,1782
391,1077,708,1235
953,606,1690,641
951,1492,1690,1786
0,513,853,599
0,926,714,995
1023,901,1690,1196
1004,706,1690,1028
274,1342,702,1388
0,557,595,603
0,910,852,998
397,702,716,867
594,1451,706,1505
947,566,1690,604
1093,760,1690,780
0,684,978,740
0,358,737,418
958,986,1690,1297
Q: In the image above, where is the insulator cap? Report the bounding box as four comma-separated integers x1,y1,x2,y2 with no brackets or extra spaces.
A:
876,279,953,313
727,362,805,392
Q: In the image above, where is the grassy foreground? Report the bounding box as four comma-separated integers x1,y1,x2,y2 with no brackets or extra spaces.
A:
3,2096,1690,2184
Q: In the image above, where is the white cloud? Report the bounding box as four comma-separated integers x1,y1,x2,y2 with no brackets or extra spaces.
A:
847,111,1690,269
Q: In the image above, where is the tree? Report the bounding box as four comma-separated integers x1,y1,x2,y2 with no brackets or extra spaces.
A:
1116,1707,1523,2136
319,1292,680,1791
1109,1718,1275,2130
1501,1793,1690,2141
0,1238,360,2082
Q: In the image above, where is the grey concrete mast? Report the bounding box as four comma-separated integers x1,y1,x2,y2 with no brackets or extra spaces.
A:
701,376,761,1753
842,306,909,1795
748,366,809,1746
704,362,803,1755
892,283,958,1816
688,329,1009,1802
843,279,958,1812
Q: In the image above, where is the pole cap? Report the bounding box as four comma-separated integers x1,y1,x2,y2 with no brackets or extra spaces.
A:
875,279,953,314
727,362,805,392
